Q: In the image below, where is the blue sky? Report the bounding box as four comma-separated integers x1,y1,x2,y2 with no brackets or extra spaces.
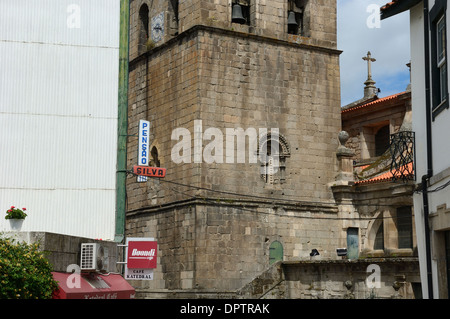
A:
337,0,411,106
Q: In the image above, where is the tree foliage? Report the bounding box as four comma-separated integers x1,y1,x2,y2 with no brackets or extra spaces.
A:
0,237,58,299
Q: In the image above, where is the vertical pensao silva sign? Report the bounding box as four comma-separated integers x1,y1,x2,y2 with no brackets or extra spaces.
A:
137,120,150,182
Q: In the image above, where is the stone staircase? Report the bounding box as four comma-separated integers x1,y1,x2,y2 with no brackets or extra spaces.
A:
235,261,286,299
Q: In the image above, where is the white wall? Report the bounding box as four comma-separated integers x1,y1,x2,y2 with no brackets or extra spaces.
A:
409,0,450,298
409,2,430,298
0,0,120,240
430,7,450,179
410,4,427,181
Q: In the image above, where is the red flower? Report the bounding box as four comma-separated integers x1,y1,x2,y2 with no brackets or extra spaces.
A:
22,208,26,211
10,206,15,209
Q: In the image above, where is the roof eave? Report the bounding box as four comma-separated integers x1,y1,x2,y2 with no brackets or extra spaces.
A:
381,0,422,20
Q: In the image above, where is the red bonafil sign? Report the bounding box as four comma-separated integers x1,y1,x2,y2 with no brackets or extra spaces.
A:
127,241,157,269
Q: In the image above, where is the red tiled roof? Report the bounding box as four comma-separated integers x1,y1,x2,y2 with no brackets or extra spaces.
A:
380,1,401,12
380,0,420,18
341,91,408,114
355,162,414,185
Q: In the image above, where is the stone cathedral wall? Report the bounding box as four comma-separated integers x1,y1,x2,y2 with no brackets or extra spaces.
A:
126,26,342,211
125,0,349,297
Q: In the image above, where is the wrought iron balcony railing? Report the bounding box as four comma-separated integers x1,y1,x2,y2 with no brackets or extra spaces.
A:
389,131,415,182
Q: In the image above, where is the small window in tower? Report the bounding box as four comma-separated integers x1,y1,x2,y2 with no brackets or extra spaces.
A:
138,4,150,54
264,140,277,184
169,0,179,36
151,146,160,167
259,132,290,186
231,0,251,26
288,0,305,36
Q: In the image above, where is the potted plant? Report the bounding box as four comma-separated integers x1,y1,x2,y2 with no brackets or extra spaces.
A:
5,206,27,231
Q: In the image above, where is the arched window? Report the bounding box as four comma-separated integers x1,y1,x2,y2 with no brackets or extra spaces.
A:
367,213,384,252
259,132,290,185
288,0,309,36
168,0,179,36
151,146,160,167
375,125,390,157
373,221,384,250
138,4,149,54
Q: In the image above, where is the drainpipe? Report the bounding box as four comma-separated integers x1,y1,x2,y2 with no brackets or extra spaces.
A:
422,175,433,299
115,0,130,243
422,0,434,299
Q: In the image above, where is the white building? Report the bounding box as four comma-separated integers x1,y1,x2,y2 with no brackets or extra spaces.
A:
382,0,450,299
0,1,121,240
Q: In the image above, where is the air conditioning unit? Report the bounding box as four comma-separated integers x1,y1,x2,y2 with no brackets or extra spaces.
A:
80,243,108,272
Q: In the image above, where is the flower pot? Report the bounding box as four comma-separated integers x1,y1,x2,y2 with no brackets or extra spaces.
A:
9,218,24,231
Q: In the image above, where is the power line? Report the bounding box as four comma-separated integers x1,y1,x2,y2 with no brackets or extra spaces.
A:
160,181,415,222
427,179,450,193
158,178,411,207
414,178,450,194
160,178,304,203
127,168,415,213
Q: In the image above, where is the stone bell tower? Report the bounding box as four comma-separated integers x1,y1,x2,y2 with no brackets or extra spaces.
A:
126,0,341,298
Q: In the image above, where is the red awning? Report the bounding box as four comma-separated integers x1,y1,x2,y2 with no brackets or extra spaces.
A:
52,272,135,299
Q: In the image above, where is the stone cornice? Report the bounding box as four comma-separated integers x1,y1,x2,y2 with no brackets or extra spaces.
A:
126,196,338,217
129,24,342,68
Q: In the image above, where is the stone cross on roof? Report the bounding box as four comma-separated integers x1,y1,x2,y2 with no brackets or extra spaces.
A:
363,51,376,82
362,51,377,98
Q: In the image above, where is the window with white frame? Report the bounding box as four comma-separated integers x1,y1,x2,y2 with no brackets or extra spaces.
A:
430,0,448,118
437,16,447,104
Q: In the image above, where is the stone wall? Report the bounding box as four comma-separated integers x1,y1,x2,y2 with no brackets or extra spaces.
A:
1,231,122,273
126,201,342,294
282,259,421,299
125,0,348,297
129,0,337,62
238,258,421,299
2,232,420,299
126,26,342,211
129,256,421,299
194,28,340,203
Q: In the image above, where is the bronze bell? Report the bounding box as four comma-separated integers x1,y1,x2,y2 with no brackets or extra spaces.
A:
232,4,246,24
287,11,298,27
